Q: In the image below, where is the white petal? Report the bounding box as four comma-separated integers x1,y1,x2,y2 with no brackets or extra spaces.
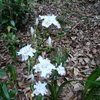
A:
38,56,44,63
22,55,28,61
39,15,47,19
53,21,61,28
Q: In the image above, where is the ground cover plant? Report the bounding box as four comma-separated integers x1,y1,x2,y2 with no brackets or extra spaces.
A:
0,0,100,100
0,0,30,29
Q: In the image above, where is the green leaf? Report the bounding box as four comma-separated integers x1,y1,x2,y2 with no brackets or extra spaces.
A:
84,86,96,100
45,95,53,100
56,79,100,99
83,66,100,95
0,3,4,10
1,20,8,24
12,35,16,40
57,80,73,98
12,27,17,30
82,80,100,100
63,29,70,32
10,20,15,26
88,18,93,20
92,96,100,99
9,89,17,99
2,83,10,100
67,0,73,3
48,83,55,99
81,17,87,19
7,26,12,33
2,33,7,37
0,69,7,76
8,65,17,81
27,57,31,74
36,95,43,100
8,46,17,62
56,31,61,34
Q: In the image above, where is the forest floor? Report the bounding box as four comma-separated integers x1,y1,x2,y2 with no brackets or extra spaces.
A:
0,0,100,100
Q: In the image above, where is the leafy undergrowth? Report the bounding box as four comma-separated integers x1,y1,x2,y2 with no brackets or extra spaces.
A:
0,0,100,100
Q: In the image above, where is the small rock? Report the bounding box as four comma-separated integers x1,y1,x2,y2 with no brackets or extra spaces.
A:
86,42,91,46
74,68,79,76
91,60,96,65
84,58,90,63
78,58,83,63
74,83,84,91
63,92,74,100
92,49,97,53
71,36,77,40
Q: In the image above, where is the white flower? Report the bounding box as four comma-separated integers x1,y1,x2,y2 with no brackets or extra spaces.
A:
35,18,39,25
56,63,66,75
33,56,56,78
47,36,52,47
31,81,48,96
17,44,36,61
39,14,61,28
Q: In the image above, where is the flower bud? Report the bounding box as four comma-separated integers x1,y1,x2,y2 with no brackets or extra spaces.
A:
30,27,36,38
30,27,35,37
35,18,39,25
47,36,52,47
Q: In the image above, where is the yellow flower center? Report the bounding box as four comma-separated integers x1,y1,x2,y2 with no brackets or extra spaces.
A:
31,48,35,50
37,66,42,69
46,21,49,23
56,21,59,23
44,89,46,91
36,90,39,92
48,70,51,74
24,54,26,57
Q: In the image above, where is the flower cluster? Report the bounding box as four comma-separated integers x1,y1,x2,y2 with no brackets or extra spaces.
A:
17,44,36,61
31,81,48,97
33,56,56,78
32,55,66,97
39,15,61,28
33,56,66,78
17,14,66,98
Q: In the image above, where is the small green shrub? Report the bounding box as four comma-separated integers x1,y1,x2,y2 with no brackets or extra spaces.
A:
2,26,19,62
0,0,29,29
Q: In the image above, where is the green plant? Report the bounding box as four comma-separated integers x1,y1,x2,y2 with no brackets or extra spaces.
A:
0,0,29,29
81,66,100,100
51,48,70,65
0,83,17,100
2,27,18,46
0,66,17,100
0,65,17,82
2,26,19,62
47,67,100,100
